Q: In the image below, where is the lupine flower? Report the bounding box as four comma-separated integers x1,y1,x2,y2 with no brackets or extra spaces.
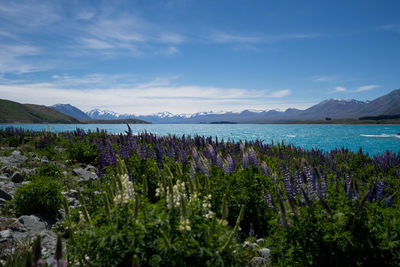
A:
242,152,249,168
248,148,258,167
261,162,270,176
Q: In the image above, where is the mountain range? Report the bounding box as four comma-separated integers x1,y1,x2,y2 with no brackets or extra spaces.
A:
0,99,149,124
49,88,400,123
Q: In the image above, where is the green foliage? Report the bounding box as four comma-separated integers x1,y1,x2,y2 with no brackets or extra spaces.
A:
35,164,63,180
13,176,63,216
70,198,243,266
67,140,98,164
266,199,400,266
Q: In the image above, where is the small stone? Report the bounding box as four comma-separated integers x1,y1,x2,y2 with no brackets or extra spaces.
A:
41,156,49,163
258,248,271,260
249,257,268,267
0,189,12,201
11,172,24,183
66,189,78,198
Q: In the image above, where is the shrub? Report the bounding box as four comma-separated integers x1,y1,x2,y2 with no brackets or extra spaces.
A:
67,140,97,164
13,177,63,216
35,164,63,180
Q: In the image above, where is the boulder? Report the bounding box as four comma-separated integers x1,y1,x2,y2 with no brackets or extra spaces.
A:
18,215,47,234
0,189,12,201
0,151,27,167
11,172,24,183
0,176,10,182
0,182,16,196
73,168,98,182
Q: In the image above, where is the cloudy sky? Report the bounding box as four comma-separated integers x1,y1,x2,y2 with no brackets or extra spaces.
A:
0,0,399,115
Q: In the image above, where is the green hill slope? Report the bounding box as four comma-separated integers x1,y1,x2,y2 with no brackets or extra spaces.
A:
0,99,80,123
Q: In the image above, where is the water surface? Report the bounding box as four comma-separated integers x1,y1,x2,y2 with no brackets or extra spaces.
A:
1,124,399,156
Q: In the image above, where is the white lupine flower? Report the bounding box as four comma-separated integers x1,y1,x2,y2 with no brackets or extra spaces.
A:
178,219,191,232
204,210,214,219
114,174,135,203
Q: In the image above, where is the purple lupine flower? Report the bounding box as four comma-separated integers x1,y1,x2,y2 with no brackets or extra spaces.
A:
282,168,292,197
264,190,274,209
206,144,217,165
138,143,147,160
344,175,351,197
199,156,210,177
376,180,385,200
261,162,270,176
242,152,249,168
119,143,131,159
216,153,224,169
248,148,258,167
223,154,235,174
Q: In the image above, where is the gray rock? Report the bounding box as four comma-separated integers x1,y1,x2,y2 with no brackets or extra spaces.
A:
0,151,27,167
41,155,49,163
18,215,47,234
66,189,78,199
0,176,9,182
249,257,268,267
1,166,13,175
0,189,12,201
21,181,31,186
258,248,270,260
73,168,98,182
21,168,36,176
39,230,57,258
1,182,16,196
0,216,25,232
11,172,24,183
0,198,7,205
85,165,97,172
0,229,12,239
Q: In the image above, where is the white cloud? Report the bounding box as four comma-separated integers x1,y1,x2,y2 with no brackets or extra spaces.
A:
354,85,380,92
0,76,293,115
80,38,114,49
334,86,347,92
0,44,46,74
267,89,291,98
209,32,318,44
332,85,379,93
376,24,400,34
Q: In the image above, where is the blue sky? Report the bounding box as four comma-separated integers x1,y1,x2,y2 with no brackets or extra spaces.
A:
0,0,399,115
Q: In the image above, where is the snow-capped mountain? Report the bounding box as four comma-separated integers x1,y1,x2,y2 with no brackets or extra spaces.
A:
49,89,400,123
86,109,134,120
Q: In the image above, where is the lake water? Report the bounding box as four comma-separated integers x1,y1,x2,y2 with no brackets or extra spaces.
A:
1,124,399,156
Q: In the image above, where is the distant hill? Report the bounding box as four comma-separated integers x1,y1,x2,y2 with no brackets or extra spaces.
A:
49,104,89,119
0,99,80,123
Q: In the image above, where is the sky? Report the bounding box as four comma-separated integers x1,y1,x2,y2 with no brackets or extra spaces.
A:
0,0,399,115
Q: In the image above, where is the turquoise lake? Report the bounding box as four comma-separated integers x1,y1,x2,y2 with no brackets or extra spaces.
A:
1,124,399,156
